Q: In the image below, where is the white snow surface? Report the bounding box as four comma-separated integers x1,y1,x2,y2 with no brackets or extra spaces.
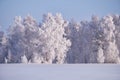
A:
0,64,120,80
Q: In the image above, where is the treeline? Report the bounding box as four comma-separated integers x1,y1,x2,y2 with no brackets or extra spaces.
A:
0,13,120,63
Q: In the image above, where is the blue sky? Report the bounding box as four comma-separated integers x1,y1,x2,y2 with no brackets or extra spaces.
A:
0,0,120,31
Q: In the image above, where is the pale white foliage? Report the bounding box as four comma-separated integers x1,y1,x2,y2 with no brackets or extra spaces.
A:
0,13,120,64
65,20,82,63
0,31,7,63
4,57,8,63
30,53,41,63
100,15,120,63
113,15,120,58
97,47,105,63
20,54,28,63
40,13,71,64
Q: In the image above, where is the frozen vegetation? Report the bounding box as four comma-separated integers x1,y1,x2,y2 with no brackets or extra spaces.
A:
0,13,120,63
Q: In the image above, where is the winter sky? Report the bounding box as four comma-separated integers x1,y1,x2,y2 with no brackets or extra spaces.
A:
0,0,120,31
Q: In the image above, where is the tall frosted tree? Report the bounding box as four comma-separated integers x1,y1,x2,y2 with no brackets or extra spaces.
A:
8,15,41,63
100,15,120,63
87,16,105,63
112,15,120,58
22,14,41,62
0,31,7,63
40,13,71,64
65,20,82,63
8,16,26,63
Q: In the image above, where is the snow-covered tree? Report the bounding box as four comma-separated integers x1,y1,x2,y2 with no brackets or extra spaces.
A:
0,31,7,63
0,31,5,63
87,15,105,63
23,14,41,61
40,13,71,64
112,15,120,59
8,15,41,63
78,20,93,63
8,16,25,63
65,20,82,63
100,15,120,63
7,13,71,64
1,13,120,64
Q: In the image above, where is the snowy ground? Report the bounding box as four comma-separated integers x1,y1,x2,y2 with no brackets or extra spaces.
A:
0,64,120,80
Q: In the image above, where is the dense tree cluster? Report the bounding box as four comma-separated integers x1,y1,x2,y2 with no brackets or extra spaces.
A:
0,13,120,63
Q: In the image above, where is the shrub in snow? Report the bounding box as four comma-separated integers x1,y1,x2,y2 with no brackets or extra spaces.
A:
4,57,8,63
30,53,42,63
20,54,28,63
